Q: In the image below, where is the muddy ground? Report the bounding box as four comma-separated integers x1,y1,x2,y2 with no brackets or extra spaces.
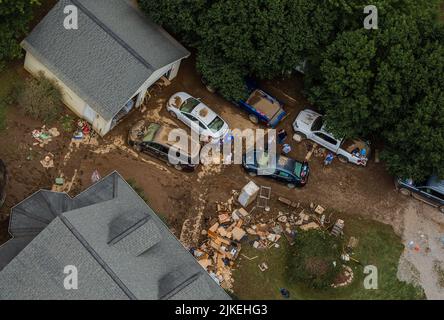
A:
0,57,443,298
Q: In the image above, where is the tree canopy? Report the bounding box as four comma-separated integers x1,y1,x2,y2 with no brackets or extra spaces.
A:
138,0,444,180
140,0,342,100
0,0,39,69
309,2,444,180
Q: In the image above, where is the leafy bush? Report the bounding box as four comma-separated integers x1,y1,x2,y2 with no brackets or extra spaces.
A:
17,72,63,123
60,114,74,132
286,230,342,289
196,50,248,101
0,0,39,69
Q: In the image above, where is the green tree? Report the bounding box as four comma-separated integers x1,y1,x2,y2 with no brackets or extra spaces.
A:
0,0,40,69
140,0,342,100
138,0,207,45
309,2,444,180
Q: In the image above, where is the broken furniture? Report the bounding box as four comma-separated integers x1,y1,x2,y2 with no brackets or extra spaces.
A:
258,262,269,272
331,219,345,237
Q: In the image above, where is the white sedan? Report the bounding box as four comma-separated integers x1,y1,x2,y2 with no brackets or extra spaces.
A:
167,92,229,142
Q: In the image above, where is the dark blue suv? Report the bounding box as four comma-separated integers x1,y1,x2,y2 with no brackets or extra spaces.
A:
395,176,444,213
242,150,309,189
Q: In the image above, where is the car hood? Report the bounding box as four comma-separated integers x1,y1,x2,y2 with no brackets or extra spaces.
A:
296,109,321,127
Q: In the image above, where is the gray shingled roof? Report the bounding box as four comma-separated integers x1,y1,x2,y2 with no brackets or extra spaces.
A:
0,172,229,300
21,0,190,121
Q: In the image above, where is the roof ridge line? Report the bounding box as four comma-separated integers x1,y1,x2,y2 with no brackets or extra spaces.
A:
70,0,154,72
12,207,52,225
107,215,151,245
58,214,137,300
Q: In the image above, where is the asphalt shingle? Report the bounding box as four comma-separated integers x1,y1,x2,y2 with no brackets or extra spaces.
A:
21,0,190,121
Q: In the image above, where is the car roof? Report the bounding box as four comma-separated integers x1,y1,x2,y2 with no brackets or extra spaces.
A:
153,126,200,154
190,103,218,125
251,150,303,171
131,121,200,156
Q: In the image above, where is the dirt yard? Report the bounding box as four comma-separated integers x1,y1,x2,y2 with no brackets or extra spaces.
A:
1,57,443,298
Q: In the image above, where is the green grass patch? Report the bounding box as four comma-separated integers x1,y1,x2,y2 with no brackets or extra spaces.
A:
232,213,425,300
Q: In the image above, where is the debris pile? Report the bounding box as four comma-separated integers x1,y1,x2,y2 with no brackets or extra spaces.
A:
32,126,60,147
189,181,350,291
40,153,55,168
192,196,245,290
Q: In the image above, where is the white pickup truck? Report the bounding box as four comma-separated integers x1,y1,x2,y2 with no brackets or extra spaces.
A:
292,109,371,166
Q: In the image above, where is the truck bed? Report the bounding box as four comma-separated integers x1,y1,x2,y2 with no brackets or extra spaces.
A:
246,89,282,120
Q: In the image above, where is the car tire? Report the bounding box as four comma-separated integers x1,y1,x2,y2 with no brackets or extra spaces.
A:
338,155,348,164
399,188,411,197
169,110,178,119
293,132,306,143
174,164,183,171
249,114,259,124
287,183,296,189
248,171,257,177
438,205,444,214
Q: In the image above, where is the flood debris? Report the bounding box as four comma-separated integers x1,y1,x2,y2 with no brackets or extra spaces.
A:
189,182,348,292
32,126,60,147
331,219,345,237
40,153,54,168
238,181,260,208
258,262,269,272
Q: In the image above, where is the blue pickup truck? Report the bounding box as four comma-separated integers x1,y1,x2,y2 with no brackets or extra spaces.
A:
236,84,287,128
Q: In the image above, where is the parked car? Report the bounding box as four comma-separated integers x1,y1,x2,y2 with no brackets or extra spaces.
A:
242,149,309,189
0,160,6,208
395,176,444,213
292,109,370,166
128,120,200,172
236,83,287,128
167,92,229,142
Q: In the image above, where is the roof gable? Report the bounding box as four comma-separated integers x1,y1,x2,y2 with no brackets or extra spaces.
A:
21,0,189,121
0,172,229,300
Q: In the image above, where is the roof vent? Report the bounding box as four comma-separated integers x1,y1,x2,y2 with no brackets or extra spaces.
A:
158,265,212,300
108,211,161,256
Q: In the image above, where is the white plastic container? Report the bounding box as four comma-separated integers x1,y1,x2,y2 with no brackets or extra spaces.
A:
238,181,260,208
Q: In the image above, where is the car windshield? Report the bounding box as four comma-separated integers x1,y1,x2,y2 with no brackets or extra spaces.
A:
294,162,303,178
143,123,161,142
180,98,200,113
311,116,323,131
208,116,225,133
257,151,270,167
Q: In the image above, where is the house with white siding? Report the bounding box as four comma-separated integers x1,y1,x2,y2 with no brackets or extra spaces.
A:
21,0,190,136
